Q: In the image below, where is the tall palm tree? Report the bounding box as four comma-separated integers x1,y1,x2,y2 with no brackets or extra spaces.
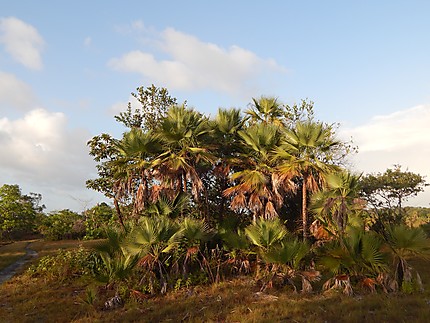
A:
274,121,341,239
210,108,247,218
153,105,215,214
223,123,284,221
113,128,162,215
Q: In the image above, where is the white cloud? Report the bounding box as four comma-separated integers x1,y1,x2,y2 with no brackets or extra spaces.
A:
108,22,286,97
0,17,45,70
0,109,104,211
0,71,37,112
341,104,430,206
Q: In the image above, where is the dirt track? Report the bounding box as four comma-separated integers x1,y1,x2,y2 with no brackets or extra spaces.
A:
0,242,37,284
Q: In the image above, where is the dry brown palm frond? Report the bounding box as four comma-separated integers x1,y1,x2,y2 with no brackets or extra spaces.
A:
264,201,278,219
310,220,332,241
301,277,313,293
323,274,353,296
149,185,163,202
249,194,263,213
305,174,320,193
231,193,247,210
134,183,146,212
223,185,240,197
138,254,156,268
359,277,377,293
301,270,321,282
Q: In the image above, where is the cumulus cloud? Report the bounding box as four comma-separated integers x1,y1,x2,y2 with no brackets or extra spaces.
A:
0,109,103,211
0,71,37,112
0,17,45,70
341,104,430,206
108,22,286,97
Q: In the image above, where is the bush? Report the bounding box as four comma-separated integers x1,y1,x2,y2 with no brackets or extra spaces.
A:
39,209,84,240
28,246,104,279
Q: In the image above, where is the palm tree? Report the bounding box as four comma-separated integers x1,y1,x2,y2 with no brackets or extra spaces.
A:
94,228,138,287
146,192,190,219
154,105,215,213
245,218,316,292
245,217,288,251
210,108,247,218
318,225,388,295
274,121,341,239
383,225,430,292
126,216,181,294
223,123,284,221
112,128,162,216
245,96,284,126
311,171,364,236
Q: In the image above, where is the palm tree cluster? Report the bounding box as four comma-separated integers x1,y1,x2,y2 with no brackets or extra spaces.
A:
86,87,429,297
88,92,346,239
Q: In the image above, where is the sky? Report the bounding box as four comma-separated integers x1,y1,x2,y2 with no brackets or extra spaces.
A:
1,1,430,212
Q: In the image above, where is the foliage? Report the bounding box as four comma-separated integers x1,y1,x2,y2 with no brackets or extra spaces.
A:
27,246,104,280
311,171,364,235
0,184,44,239
115,84,178,131
80,85,430,301
383,225,430,292
245,218,288,251
39,209,83,240
360,165,428,226
84,202,115,239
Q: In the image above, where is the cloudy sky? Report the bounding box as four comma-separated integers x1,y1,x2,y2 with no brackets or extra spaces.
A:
1,1,430,212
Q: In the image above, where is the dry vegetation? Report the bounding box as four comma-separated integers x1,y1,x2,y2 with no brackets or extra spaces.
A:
1,240,430,323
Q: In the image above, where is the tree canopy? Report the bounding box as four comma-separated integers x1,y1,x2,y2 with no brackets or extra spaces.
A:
0,184,44,239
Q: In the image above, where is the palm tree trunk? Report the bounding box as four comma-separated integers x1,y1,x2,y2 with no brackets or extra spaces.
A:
113,197,127,232
302,179,308,240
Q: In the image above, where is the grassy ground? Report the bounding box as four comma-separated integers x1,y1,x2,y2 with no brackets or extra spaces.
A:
1,240,429,322
30,239,101,257
0,241,29,271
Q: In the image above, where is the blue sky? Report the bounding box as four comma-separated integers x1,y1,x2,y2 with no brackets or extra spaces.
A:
1,1,430,211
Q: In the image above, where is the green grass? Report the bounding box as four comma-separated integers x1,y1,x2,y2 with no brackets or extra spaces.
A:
1,240,429,322
0,241,29,271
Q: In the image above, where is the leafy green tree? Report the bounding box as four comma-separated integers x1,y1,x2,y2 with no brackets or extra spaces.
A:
39,209,83,240
0,184,44,239
360,165,428,225
87,85,178,228
84,202,115,239
115,84,177,131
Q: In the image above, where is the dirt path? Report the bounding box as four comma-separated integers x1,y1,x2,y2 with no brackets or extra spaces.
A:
0,242,38,284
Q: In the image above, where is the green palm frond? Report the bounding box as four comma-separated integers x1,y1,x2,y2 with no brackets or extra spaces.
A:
219,228,250,251
385,225,430,258
179,217,211,244
263,238,310,269
126,216,181,257
245,218,288,250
